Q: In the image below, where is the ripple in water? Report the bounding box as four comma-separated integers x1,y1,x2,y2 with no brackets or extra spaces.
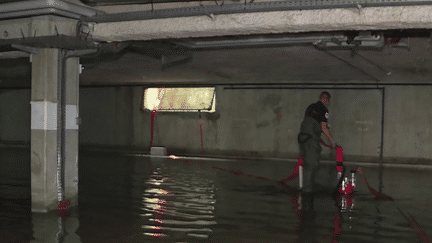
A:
142,167,216,241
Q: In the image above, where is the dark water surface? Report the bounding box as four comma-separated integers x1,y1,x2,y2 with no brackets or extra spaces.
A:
1,148,432,243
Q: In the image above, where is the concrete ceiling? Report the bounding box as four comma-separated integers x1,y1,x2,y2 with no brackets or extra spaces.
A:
0,1,430,89
78,37,432,86
0,32,431,88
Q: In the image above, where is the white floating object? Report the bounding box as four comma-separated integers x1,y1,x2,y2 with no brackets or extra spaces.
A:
150,147,167,156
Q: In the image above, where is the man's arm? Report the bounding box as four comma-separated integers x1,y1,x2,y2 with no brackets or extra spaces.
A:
321,122,333,142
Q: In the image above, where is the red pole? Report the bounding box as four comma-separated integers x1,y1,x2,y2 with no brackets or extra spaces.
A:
150,110,156,148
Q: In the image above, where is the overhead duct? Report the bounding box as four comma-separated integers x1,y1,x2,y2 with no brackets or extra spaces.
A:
313,33,386,51
172,32,394,51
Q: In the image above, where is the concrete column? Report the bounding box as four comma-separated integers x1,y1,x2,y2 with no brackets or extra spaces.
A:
31,48,61,213
31,49,80,212
64,57,80,207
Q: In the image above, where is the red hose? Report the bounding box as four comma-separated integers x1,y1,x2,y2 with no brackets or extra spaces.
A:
356,167,393,200
279,140,342,183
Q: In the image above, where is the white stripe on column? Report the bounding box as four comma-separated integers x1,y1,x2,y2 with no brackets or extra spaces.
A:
31,101,57,130
66,105,78,130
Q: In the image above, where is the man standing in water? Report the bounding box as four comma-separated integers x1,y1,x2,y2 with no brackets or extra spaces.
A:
297,91,335,194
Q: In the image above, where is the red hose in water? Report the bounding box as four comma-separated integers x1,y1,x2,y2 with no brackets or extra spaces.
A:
313,142,391,199
396,207,432,243
168,137,429,243
356,167,393,200
279,140,341,183
280,156,304,183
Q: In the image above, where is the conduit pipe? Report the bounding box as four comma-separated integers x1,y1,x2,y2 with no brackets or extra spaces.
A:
57,50,65,204
57,48,98,206
172,34,385,50
0,0,103,20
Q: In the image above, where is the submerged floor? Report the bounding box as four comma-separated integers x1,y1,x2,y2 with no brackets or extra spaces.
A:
0,148,431,242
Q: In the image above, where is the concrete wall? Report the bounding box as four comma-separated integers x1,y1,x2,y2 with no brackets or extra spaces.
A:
79,87,135,147
1,85,431,164
328,89,382,162
153,87,383,162
383,86,432,164
77,85,431,164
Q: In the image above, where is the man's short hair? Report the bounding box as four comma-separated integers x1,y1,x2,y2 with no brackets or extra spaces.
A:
320,91,331,100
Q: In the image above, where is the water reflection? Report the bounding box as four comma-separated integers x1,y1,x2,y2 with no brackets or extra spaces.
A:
1,149,431,243
289,184,357,243
142,163,217,241
0,198,33,243
30,208,80,243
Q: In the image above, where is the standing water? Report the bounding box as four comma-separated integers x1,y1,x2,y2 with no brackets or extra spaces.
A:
0,148,431,242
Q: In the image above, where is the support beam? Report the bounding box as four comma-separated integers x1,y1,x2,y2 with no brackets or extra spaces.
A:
91,5,432,41
31,48,81,212
31,48,61,213
0,15,79,40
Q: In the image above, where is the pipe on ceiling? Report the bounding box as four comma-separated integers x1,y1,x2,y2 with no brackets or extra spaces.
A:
0,51,29,59
172,33,385,50
0,0,104,20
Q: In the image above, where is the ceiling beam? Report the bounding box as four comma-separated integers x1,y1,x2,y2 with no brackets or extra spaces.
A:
0,35,99,50
90,5,432,42
0,51,30,59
